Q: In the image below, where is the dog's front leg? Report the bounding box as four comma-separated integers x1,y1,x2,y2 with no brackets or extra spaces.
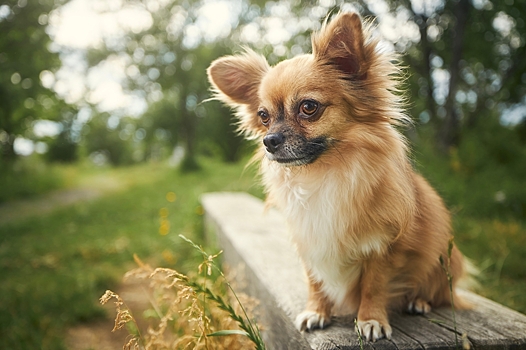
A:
357,259,393,341
295,272,333,331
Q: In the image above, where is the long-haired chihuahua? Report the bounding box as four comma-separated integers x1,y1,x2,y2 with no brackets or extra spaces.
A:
207,12,470,341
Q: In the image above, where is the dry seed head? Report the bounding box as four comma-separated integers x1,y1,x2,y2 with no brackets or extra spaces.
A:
123,337,140,350
99,290,115,305
104,242,262,349
112,309,134,332
198,250,222,276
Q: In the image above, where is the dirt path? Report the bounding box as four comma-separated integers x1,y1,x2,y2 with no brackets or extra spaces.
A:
0,175,123,225
65,278,152,350
0,188,101,224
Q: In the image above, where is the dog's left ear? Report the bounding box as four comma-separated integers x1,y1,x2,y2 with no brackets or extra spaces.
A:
312,12,367,79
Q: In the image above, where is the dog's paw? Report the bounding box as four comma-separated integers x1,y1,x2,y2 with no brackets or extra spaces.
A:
407,298,431,315
356,319,392,342
295,311,330,332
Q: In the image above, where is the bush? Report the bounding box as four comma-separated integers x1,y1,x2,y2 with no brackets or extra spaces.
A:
414,121,526,220
45,133,78,163
83,114,135,166
0,156,63,203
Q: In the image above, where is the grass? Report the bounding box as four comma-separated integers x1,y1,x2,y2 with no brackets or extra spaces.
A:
453,216,526,313
102,235,265,349
0,157,262,349
0,143,525,349
0,156,64,203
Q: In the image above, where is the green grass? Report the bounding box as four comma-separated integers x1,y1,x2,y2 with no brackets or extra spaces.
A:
0,156,64,203
412,130,526,314
0,157,262,349
454,217,526,313
1,145,525,349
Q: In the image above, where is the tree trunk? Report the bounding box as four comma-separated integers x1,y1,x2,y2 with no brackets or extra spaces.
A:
1,134,17,164
416,14,437,124
438,0,470,152
181,109,199,171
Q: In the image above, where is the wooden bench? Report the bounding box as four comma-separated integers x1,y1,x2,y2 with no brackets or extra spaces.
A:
201,192,526,350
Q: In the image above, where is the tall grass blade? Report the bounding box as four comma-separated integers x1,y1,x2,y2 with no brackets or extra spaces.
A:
180,234,266,350
208,330,250,337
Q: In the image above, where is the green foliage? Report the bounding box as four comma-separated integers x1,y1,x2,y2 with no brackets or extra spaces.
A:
388,0,526,149
139,97,180,161
413,121,526,314
453,216,526,314
0,156,63,203
414,119,526,220
1,0,525,168
199,100,251,163
0,0,66,161
45,132,78,163
82,113,136,166
44,111,81,163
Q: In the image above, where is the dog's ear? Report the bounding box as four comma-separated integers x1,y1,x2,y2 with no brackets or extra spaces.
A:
312,12,367,79
207,50,269,138
207,50,268,107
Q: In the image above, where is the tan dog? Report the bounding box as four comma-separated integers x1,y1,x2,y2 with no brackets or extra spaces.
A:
207,12,469,341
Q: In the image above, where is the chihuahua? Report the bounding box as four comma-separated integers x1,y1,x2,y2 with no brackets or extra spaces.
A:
207,12,469,341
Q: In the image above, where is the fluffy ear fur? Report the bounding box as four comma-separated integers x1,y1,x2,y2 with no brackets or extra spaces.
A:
312,12,368,79
207,49,269,138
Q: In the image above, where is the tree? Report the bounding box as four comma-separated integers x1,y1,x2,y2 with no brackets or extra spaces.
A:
397,0,526,150
85,0,263,170
84,0,526,165
0,0,66,162
44,105,79,163
83,112,135,166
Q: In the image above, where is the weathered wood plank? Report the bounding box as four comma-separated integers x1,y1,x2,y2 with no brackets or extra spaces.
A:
201,192,526,350
428,291,526,349
390,313,465,350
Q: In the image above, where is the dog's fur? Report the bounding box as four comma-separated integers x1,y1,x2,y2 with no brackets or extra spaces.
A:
207,12,469,341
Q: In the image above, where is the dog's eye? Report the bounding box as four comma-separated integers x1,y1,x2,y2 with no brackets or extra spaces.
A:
258,109,270,126
299,100,319,117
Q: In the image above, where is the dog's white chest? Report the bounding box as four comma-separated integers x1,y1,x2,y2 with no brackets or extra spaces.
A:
265,165,388,309
267,168,356,306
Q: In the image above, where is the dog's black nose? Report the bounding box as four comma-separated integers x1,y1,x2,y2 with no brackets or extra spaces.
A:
263,133,285,154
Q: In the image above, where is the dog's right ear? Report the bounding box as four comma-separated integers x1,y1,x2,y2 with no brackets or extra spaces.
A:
207,50,269,137
312,12,368,80
207,50,268,106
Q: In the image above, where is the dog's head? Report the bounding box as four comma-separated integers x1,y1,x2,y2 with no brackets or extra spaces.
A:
207,12,404,166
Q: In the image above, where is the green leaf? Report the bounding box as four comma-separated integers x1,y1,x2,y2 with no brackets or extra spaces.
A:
207,330,249,337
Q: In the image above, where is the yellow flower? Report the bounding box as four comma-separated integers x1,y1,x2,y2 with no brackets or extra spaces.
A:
166,192,177,202
159,219,170,235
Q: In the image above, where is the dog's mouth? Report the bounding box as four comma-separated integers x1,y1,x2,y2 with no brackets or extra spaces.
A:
268,155,313,166
264,136,328,166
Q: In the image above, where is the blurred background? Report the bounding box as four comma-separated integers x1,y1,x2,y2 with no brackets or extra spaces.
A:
0,0,525,348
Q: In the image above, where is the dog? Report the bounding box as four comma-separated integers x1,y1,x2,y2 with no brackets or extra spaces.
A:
207,12,470,341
